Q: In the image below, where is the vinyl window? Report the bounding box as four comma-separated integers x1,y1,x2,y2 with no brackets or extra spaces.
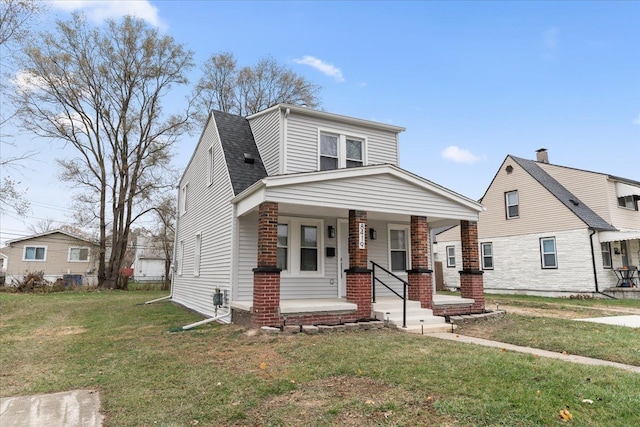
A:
600,242,612,269
194,233,202,276
318,131,365,170
446,246,456,268
69,247,89,262
389,226,410,272
505,191,519,219
23,246,47,261
279,217,324,276
540,237,557,269
207,146,214,186
277,224,288,271
481,242,493,270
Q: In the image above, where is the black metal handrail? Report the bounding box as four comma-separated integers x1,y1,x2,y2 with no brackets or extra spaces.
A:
371,261,410,328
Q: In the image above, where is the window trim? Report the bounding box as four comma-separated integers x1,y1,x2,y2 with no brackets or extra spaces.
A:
194,233,202,276
540,237,558,269
480,242,493,270
446,245,456,268
279,217,324,277
180,183,189,215
68,246,90,262
207,145,214,186
505,190,519,219
317,128,367,171
23,245,47,262
600,242,612,269
387,224,411,272
617,195,638,211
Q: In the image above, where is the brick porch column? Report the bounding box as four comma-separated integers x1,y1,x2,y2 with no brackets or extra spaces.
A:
252,202,281,326
459,220,485,313
346,210,372,320
408,215,433,309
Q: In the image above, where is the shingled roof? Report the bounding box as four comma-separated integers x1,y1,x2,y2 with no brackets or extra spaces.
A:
213,110,268,195
510,156,617,231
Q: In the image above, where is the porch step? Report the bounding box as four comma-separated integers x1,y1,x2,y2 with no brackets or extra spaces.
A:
372,297,448,331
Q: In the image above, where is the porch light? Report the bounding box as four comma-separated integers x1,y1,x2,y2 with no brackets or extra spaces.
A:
369,228,377,240
327,225,335,239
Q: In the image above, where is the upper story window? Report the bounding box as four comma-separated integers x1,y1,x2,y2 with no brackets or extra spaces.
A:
180,183,188,215
69,247,89,262
388,226,410,272
319,132,365,171
540,237,557,269
207,146,214,186
617,195,638,211
23,246,47,261
481,242,493,270
505,191,519,219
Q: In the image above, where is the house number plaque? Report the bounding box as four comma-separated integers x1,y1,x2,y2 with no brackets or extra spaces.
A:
358,223,366,249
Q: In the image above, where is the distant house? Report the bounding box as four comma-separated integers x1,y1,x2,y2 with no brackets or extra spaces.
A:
171,104,486,328
133,235,167,282
0,250,7,272
3,230,99,286
435,149,640,297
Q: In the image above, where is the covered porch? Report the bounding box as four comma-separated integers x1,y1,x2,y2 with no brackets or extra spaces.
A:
230,165,485,328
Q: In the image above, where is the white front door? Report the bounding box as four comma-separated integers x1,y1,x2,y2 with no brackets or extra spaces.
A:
337,219,349,297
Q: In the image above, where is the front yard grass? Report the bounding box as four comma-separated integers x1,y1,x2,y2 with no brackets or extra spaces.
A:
1,291,639,426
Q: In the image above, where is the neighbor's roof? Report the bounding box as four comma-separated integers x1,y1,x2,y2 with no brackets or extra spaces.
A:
213,110,268,195
5,229,97,245
510,156,617,231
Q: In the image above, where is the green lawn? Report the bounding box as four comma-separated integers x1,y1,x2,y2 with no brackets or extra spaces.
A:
1,291,639,426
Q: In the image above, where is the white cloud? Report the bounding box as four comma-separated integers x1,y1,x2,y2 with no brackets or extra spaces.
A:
49,1,165,28
293,56,345,83
633,113,640,126
543,28,559,49
441,146,484,164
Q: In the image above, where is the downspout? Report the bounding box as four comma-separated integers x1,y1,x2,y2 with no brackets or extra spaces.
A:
589,228,616,299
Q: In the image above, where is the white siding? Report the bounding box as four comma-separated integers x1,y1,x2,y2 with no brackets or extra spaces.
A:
268,174,478,220
236,213,258,301
172,117,236,318
248,109,281,176
433,238,462,289
284,112,398,174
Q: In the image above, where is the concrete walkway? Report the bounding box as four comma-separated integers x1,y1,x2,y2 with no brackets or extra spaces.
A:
428,332,640,373
0,389,103,427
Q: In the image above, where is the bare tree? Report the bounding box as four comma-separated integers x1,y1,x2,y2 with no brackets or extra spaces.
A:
147,196,176,291
27,218,56,234
193,52,321,125
0,0,44,216
13,14,194,289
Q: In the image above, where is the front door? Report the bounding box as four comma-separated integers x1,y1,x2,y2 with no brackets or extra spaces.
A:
337,219,349,297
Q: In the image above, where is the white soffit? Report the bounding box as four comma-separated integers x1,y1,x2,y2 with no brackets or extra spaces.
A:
599,230,640,243
615,182,640,198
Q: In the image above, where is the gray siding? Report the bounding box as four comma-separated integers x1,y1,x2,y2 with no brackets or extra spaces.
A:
172,117,236,318
249,109,281,176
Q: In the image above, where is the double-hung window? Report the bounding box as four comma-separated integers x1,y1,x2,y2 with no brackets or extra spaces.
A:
389,226,410,272
180,183,189,215
23,246,46,261
194,233,202,276
207,146,214,186
481,242,493,270
505,191,519,219
600,242,612,269
319,131,365,170
540,237,557,269
279,217,324,275
69,247,89,262
446,246,456,267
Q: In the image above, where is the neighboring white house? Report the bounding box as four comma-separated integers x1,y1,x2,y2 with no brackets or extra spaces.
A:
172,105,486,327
133,235,167,282
435,149,640,297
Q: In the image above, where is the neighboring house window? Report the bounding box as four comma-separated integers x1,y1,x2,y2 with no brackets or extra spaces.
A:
481,242,493,270
617,195,638,211
277,224,288,271
207,146,214,186
23,246,47,261
194,233,202,276
318,132,365,170
178,240,184,275
69,247,89,262
505,191,519,219
540,237,557,269
600,242,612,269
446,246,455,268
389,226,410,271
279,217,324,275
180,183,188,215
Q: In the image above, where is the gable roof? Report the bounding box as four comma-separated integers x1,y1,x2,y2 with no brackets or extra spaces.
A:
213,110,268,195
5,229,97,245
509,156,616,231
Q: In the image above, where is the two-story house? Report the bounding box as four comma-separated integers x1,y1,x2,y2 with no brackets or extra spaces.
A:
436,149,640,297
171,105,486,328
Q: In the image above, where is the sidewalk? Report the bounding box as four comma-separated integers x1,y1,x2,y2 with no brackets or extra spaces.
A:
427,332,640,374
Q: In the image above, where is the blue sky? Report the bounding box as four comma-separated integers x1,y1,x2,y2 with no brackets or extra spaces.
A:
1,0,639,244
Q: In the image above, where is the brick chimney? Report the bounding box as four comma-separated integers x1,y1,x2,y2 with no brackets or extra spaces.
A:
536,148,549,163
